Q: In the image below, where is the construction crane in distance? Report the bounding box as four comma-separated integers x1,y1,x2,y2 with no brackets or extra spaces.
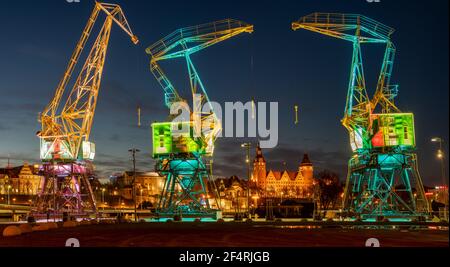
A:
146,19,253,219
34,2,138,218
293,13,429,219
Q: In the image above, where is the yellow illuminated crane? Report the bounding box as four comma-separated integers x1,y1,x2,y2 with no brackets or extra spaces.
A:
39,2,138,161
33,2,138,217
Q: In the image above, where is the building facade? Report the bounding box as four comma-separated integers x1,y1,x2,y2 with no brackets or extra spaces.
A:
114,171,166,205
214,176,249,213
252,144,315,199
0,163,42,196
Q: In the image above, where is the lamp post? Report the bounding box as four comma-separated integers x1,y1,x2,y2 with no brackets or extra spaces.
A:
432,138,448,213
7,185,11,206
140,188,144,210
431,138,447,188
241,143,252,219
129,148,140,222
101,188,106,210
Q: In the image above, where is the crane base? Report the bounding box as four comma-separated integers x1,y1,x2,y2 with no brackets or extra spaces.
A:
343,151,430,218
31,161,98,219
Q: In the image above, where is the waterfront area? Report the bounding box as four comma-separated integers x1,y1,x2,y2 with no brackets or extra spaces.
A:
1,221,448,247
0,0,449,254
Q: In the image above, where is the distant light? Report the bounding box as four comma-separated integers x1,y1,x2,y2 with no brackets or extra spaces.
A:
431,137,441,142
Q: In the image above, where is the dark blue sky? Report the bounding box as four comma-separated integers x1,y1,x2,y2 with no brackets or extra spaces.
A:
0,0,448,185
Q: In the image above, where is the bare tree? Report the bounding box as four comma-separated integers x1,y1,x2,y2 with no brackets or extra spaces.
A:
317,170,343,217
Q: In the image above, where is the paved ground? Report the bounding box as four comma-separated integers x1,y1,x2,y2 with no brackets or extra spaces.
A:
1,223,448,247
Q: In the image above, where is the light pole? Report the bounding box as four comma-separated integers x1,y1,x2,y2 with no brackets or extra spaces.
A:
432,138,448,209
241,143,252,219
140,188,144,210
101,188,106,211
431,138,447,187
7,185,11,206
129,148,140,222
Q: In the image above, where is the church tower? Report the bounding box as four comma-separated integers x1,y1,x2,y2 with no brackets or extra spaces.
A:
253,144,267,190
299,154,314,187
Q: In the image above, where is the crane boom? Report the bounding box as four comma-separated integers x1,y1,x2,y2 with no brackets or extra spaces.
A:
146,19,253,155
39,2,138,161
146,19,253,109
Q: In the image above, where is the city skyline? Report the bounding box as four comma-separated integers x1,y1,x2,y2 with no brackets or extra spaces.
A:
0,0,448,185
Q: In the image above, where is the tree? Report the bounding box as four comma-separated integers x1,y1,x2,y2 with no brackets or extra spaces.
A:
316,170,343,217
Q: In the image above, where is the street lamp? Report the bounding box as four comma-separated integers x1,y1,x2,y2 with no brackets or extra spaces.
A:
129,148,140,222
431,138,447,187
432,137,448,215
101,188,106,210
7,185,11,205
241,142,252,219
140,188,144,210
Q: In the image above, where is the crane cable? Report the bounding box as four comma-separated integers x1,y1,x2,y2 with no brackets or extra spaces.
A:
250,34,256,120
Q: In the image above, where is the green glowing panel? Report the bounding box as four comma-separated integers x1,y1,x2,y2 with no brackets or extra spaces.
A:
370,113,415,149
152,122,205,157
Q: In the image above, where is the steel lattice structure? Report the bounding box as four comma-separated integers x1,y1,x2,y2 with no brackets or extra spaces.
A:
146,19,253,218
33,2,138,219
292,13,430,219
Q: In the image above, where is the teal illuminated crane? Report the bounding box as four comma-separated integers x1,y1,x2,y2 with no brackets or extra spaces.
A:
146,19,253,219
293,13,429,219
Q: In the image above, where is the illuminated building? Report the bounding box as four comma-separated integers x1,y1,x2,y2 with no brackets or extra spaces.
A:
214,176,249,213
114,171,165,205
252,144,315,199
426,186,449,206
0,163,42,196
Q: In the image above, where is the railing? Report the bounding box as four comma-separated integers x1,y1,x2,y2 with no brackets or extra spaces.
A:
295,13,394,39
146,19,253,57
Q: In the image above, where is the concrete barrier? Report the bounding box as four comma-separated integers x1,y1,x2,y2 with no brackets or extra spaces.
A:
19,224,33,234
63,221,78,228
45,222,59,229
3,226,22,237
32,224,49,232
79,220,91,226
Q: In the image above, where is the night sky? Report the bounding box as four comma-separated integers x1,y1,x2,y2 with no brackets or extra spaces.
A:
0,0,448,186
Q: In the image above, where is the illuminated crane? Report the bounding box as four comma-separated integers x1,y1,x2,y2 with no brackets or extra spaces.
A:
293,13,429,219
146,19,253,219
33,2,138,218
